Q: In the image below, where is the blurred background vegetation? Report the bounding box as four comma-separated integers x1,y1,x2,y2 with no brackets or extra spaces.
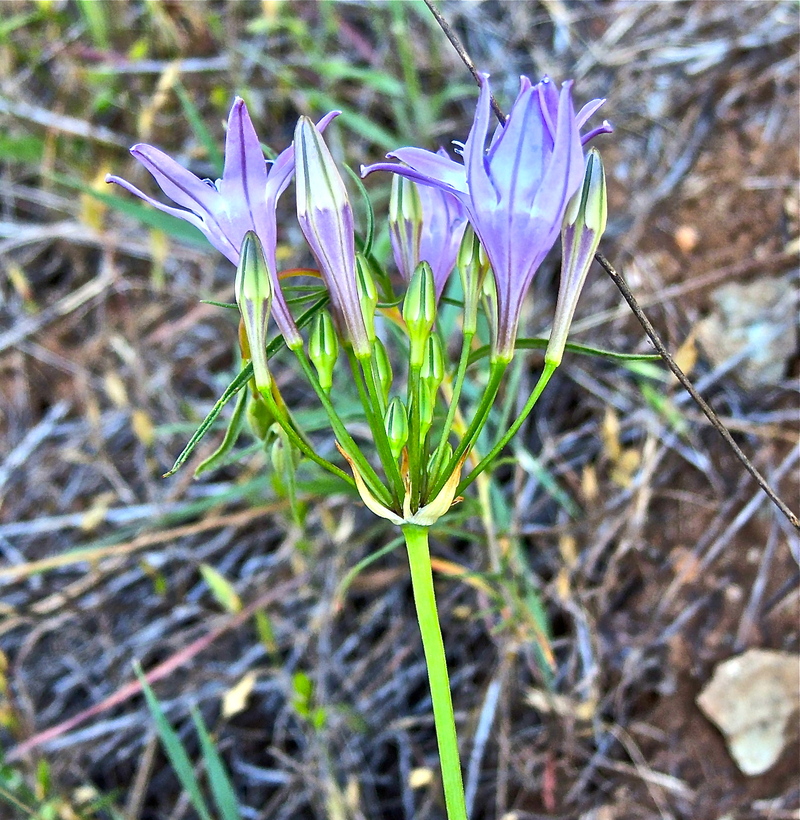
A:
0,2,797,819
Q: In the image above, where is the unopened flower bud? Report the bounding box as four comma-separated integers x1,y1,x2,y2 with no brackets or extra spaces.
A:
308,310,339,393
457,227,484,335
546,149,607,368
389,175,422,282
235,231,273,394
418,383,435,441
428,443,452,479
373,337,393,404
295,116,370,358
355,254,378,344
384,397,409,461
403,261,436,367
420,334,444,396
246,394,274,441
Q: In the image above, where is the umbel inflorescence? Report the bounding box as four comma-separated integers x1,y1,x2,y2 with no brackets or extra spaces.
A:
107,75,610,526
108,74,611,820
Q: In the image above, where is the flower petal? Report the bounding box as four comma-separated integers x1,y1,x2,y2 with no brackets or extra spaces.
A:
105,173,235,258
220,98,270,245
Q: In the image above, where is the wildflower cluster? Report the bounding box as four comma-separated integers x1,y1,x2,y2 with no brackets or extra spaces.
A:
109,75,610,820
108,76,610,529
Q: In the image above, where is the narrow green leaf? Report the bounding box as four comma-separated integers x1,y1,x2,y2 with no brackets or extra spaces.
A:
164,362,254,477
165,296,329,477
468,337,663,366
190,708,242,820
134,666,213,820
194,387,248,477
344,164,375,256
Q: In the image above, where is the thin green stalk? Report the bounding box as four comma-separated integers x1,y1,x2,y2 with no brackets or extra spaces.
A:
256,384,354,488
406,362,423,509
402,523,467,820
342,349,404,506
457,361,557,494
430,359,507,499
428,327,475,493
293,346,393,508
357,350,406,502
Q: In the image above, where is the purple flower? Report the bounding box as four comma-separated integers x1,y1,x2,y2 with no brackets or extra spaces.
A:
389,157,467,300
107,97,337,349
294,116,370,358
363,74,611,361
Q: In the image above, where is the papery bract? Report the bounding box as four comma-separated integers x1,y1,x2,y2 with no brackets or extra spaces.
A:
364,74,611,361
107,97,338,349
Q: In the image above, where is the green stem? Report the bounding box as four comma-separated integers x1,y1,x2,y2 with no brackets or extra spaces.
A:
256,384,354,488
428,327,474,492
356,350,406,504
402,523,467,820
407,362,423,508
293,346,393,508
457,360,557,494
430,359,507,499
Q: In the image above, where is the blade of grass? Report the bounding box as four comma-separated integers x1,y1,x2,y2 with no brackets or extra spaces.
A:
191,708,242,820
134,667,214,820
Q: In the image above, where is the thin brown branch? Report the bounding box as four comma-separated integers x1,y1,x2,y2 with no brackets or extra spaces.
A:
422,0,506,124
596,253,799,531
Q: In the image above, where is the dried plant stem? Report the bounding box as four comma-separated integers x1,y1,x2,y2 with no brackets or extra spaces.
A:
596,253,799,531
403,523,467,820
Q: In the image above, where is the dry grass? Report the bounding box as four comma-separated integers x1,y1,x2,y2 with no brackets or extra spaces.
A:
0,2,798,819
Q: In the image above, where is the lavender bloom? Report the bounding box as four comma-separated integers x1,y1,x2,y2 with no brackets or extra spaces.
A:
294,116,370,358
363,74,611,361
389,157,468,300
107,97,337,349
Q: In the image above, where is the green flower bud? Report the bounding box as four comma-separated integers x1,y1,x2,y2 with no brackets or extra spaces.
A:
403,261,436,367
428,442,452,480
355,253,379,345
420,333,444,396
308,310,339,393
373,337,393,404
246,394,274,441
546,149,607,368
418,383,435,442
384,397,409,461
235,231,273,394
457,227,488,335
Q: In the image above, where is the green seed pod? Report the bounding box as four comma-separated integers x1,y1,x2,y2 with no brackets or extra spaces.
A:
373,337,393,404
389,175,423,281
457,227,482,334
403,261,436,368
308,310,339,393
384,397,409,461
